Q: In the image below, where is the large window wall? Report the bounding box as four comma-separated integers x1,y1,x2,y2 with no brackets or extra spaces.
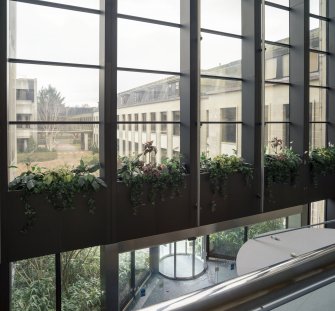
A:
264,1,290,151
200,0,242,157
4,0,334,195
117,1,181,164
6,1,101,182
1,0,335,310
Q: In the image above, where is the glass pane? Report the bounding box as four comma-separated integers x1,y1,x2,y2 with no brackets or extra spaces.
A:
119,252,132,307
117,124,180,163
11,255,56,310
310,201,325,227
9,2,99,64
40,0,100,9
248,218,286,239
176,240,193,278
267,0,289,6
118,19,180,72
209,227,244,258
310,122,326,148
135,248,150,287
200,123,242,158
117,71,180,118
201,0,241,35
310,88,326,122
159,243,175,278
201,33,241,78
61,247,101,310
160,243,174,259
310,0,327,17
8,64,99,122
8,124,100,179
265,84,289,122
264,123,290,153
201,78,242,121
118,0,180,23
310,18,327,51
265,6,289,42
265,44,290,81
310,52,327,86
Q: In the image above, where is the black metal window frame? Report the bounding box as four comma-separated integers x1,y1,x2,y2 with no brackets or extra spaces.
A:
1,0,334,310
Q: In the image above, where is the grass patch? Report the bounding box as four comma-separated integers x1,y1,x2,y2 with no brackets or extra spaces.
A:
18,151,58,163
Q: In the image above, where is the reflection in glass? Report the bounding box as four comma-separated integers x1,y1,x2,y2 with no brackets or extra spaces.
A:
201,33,241,78
9,125,99,179
310,18,327,51
119,252,132,307
265,84,289,122
310,123,326,149
118,19,180,72
61,247,101,310
265,5,289,42
265,44,289,81
200,124,242,158
310,201,325,227
11,255,56,310
8,64,99,122
118,0,180,23
310,0,327,17
201,0,241,35
135,248,150,287
9,2,99,64
310,52,327,87
310,88,326,122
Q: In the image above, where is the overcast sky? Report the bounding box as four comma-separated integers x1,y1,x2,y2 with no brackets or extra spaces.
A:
12,0,321,108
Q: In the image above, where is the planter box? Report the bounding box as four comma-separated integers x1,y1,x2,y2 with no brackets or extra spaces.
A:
264,165,335,212
2,190,109,262
200,173,259,226
115,175,196,242
264,165,308,212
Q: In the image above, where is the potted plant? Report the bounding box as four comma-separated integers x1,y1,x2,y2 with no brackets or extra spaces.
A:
116,141,194,241
4,161,108,262
308,144,335,200
9,160,107,232
200,152,256,225
264,137,303,211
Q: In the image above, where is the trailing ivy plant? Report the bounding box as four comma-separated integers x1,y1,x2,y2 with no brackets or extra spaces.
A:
309,144,335,186
117,141,187,215
9,160,107,233
264,138,302,199
200,152,253,211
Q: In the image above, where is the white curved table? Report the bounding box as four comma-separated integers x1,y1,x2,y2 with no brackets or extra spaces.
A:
236,228,335,276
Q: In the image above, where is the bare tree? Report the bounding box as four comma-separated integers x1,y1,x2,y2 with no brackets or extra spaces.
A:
37,85,65,150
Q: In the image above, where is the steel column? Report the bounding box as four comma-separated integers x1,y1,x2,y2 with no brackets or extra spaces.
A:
0,0,9,265
327,0,335,143
100,244,119,311
289,0,310,156
241,0,263,211
0,263,11,311
180,0,200,225
55,253,62,311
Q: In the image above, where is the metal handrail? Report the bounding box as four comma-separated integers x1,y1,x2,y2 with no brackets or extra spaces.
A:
140,243,335,311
